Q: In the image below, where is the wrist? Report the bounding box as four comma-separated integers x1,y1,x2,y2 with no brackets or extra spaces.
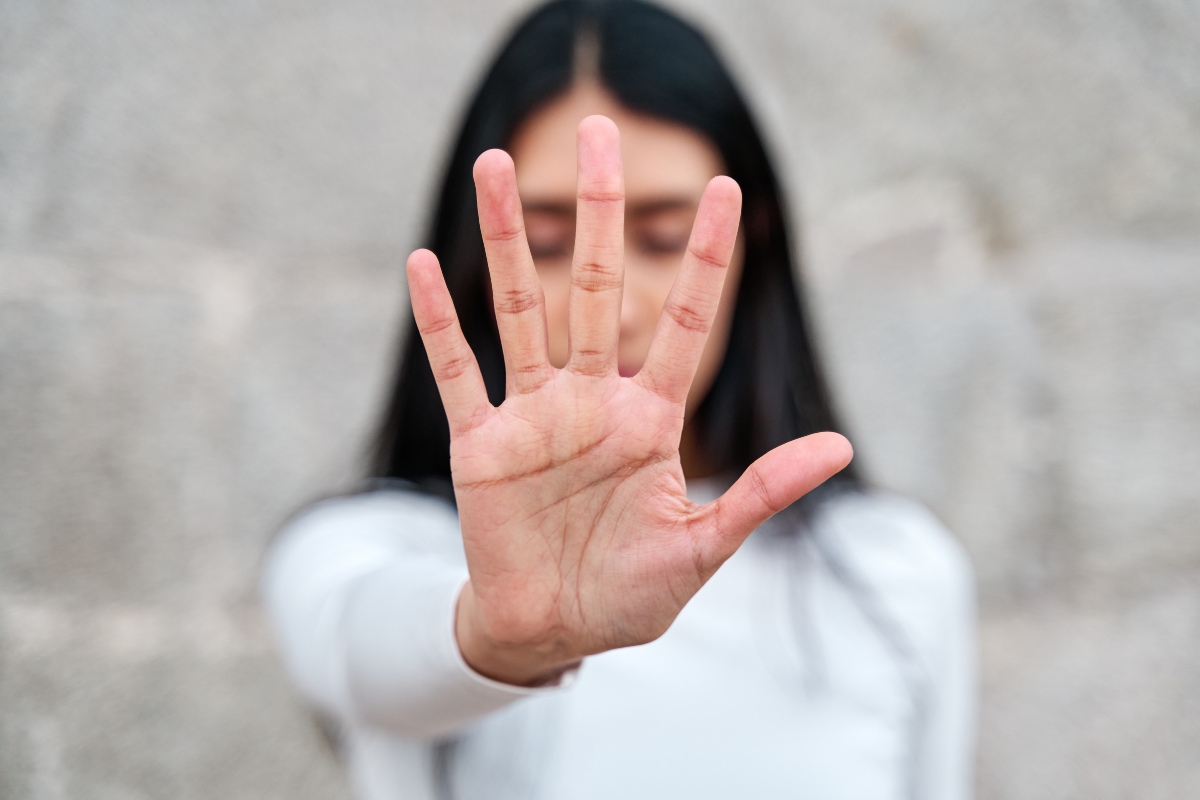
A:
454,582,581,687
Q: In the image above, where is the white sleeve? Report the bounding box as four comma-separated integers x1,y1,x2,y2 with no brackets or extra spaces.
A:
260,490,573,740
817,493,977,800
912,514,977,800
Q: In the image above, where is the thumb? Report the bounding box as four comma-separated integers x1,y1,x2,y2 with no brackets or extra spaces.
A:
703,432,854,564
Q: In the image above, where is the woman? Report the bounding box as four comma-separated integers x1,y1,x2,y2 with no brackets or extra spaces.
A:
263,2,976,799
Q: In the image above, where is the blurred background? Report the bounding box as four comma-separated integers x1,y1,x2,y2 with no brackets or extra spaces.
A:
2,0,1198,797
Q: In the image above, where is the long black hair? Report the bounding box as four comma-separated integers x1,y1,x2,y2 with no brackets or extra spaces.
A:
371,0,862,507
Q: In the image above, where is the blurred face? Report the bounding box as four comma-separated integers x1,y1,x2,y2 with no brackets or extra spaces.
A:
508,83,744,416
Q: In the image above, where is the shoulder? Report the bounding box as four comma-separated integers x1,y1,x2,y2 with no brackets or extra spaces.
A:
810,489,973,595
280,486,459,542
265,487,463,582
807,490,976,661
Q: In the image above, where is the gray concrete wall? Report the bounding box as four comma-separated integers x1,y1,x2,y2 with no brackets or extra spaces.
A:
1,0,1197,797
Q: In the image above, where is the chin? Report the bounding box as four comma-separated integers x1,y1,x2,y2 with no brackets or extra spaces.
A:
618,362,642,378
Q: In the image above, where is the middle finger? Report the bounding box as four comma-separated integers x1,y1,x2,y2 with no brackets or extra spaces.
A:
567,115,624,378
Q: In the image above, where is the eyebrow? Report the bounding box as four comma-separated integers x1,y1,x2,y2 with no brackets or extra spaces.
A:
520,196,699,218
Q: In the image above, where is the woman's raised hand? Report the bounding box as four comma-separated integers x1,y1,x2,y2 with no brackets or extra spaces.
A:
406,115,853,685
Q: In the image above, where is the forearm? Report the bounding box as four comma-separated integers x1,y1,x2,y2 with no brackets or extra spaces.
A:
261,493,573,740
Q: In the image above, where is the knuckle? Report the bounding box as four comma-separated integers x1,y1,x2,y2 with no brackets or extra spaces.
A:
513,361,544,375
509,362,549,394
636,367,675,402
496,287,541,315
687,243,727,271
572,262,621,294
432,352,475,383
569,353,610,377
749,466,783,513
417,315,456,337
458,404,491,435
577,188,624,205
484,224,524,244
664,300,711,334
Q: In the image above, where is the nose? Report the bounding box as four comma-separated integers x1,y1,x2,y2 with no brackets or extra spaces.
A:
621,244,683,375
620,253,659,336
616,257,654,377
619,273,639,337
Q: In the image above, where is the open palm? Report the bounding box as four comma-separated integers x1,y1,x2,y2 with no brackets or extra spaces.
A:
407,115,852,685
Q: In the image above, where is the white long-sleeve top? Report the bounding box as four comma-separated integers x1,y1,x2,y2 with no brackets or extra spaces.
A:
262,481,976,800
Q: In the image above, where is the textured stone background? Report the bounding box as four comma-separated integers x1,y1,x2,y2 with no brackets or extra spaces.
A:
2,0,1197,797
